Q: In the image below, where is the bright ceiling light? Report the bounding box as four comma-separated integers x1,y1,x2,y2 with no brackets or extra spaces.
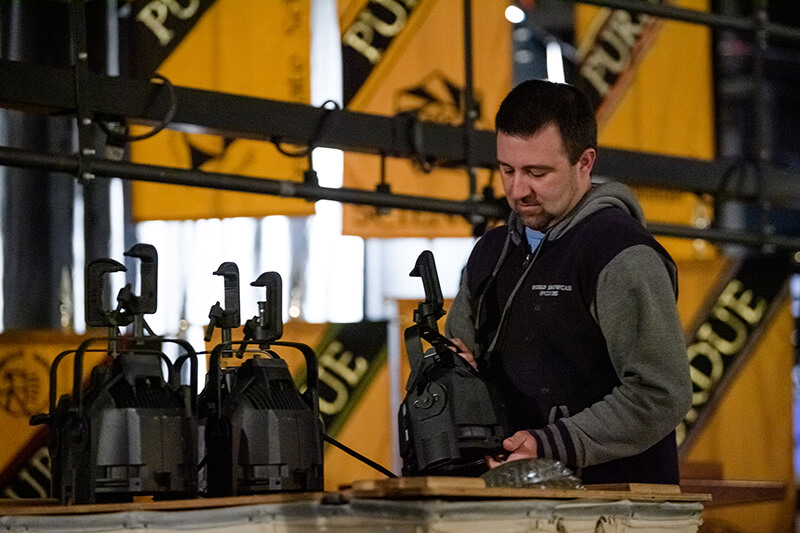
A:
505,5,525,24
546,40,565,83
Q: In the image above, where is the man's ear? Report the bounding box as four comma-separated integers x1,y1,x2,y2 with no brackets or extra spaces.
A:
578,147,596,176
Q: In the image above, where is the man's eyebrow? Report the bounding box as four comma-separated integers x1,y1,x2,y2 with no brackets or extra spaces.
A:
496,160,554,172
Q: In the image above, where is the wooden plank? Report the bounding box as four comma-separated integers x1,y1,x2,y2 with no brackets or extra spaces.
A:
0,492,325,516
679,479,785,507
680,461,724,480
586,483,683,494
348,477,711,503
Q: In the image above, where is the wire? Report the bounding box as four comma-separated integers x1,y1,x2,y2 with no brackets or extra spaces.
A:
196,433,398,479
323,433,398,478
272,99,341,158
273,141,311,158
98,72,177,143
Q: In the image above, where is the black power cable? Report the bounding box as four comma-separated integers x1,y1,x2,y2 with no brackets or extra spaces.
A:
272,99,341,158
98,72,177,143
196,432,398,480
323,433,397,479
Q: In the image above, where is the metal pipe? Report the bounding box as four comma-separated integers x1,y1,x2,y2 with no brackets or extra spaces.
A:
462,0,478,200
752,6,772,237
647,222,800,251
0,145,505,219
2,144,797,250
572,0,800,40
5,60,800,206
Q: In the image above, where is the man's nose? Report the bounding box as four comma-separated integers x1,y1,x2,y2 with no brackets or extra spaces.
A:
506,173,529,199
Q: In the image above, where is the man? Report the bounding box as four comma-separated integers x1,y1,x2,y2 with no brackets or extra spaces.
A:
444,79,691,485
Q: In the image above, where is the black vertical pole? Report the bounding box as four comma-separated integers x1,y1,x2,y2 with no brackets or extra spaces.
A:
752,3,773,247
463,0,483,236
462,0,477,200
82,0,115,265
1,0,75,330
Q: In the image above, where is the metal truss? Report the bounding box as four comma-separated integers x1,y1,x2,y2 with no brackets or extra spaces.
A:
0,1,799,249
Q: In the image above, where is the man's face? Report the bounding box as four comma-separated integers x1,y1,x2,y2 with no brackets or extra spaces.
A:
497,123,595,231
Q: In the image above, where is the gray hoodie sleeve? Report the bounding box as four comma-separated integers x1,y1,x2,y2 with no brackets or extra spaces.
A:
530,244,692,467
444,266,480,358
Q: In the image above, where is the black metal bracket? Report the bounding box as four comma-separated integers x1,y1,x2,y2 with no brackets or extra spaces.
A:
70,0,95,184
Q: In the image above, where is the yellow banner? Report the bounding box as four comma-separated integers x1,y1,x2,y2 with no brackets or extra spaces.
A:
576,0,715,261
0,331,94,488
130,0,314,221
340,0,511,238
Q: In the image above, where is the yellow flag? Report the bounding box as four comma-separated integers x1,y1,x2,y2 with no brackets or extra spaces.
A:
128,0,314,221
0,331,95,482
576,0,715,260
340,0,511,238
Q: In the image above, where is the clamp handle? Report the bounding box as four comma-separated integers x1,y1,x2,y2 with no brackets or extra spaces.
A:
205,262,241,343
241,271,283,347
85,258,126,327
121,243,158,315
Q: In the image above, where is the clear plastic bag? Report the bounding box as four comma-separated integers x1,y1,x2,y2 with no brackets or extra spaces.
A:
481,458,583,489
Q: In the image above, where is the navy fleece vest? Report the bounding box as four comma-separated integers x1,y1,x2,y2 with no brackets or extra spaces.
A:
467,207,680,484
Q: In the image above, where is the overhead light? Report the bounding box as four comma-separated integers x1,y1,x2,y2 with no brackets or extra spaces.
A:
505,5,525,24
546,40,565,83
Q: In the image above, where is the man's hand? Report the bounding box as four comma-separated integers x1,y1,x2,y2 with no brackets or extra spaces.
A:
487,430,538,468
448,337,477,370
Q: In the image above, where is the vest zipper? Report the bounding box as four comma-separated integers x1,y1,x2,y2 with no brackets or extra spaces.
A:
485,231,546,357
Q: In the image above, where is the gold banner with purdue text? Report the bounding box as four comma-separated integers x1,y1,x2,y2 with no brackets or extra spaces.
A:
128,0,314,221
0,331,95,494
575,0,715,261
340,0,511,238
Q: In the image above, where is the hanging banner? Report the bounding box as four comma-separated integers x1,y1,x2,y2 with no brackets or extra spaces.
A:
340,0,511,238
677,252,793,448
122,0,217,77
575,0,713,157
124,0,314,221
574,1,672,129
0,331,98,498
680,298,795,530
575,0,715,261
293,321,388,439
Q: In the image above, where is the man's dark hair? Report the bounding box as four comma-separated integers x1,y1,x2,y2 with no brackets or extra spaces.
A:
495,79,597,165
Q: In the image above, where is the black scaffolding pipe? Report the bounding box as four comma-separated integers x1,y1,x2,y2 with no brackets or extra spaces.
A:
2,58,800,206
571,0,800,40
0,145,505,220
462,0,478,202
4,143,800,251
0,2,798,250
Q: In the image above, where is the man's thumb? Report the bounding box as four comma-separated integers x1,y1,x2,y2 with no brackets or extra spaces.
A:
504,432,525,450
